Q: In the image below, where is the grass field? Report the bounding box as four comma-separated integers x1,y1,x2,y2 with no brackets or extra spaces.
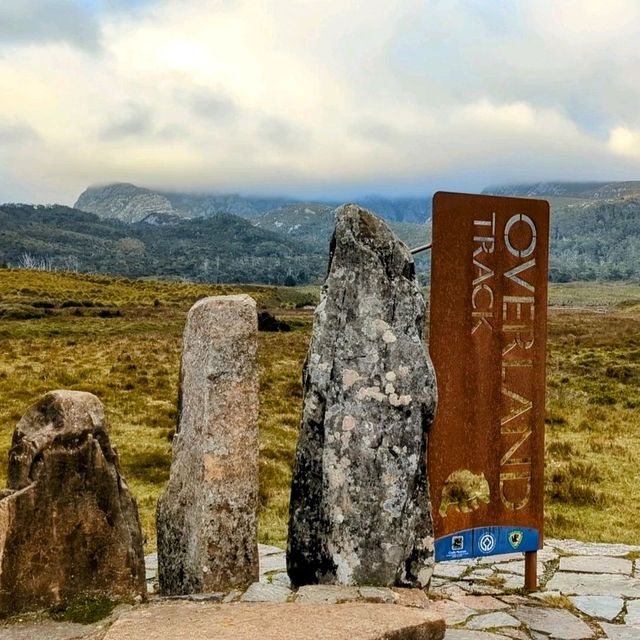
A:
0,269,639,551
544,284,640,542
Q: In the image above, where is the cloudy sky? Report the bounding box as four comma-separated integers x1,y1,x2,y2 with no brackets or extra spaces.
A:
1,0,640,204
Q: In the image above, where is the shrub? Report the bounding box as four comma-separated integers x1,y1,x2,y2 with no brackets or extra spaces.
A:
588,394,617,406
97,309,123,318
0,304,45,320
605,365,636,382
258,311,291,332
546,461,608,507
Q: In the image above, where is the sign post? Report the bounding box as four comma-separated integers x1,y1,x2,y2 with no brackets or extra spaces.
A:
428,191,549,589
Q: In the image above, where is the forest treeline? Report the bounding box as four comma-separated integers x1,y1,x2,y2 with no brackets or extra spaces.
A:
549,198,640,281
0,196,639,284
0,205,325,285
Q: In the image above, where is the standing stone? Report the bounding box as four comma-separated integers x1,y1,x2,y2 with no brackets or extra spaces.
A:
157,295,259,595
0,390,146,617
287,204,437,588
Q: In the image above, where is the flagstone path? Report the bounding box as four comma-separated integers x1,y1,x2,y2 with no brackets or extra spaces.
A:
2,539,640,639
144,540,640,639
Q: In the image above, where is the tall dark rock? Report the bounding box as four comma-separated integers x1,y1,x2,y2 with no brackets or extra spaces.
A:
287,204,437,588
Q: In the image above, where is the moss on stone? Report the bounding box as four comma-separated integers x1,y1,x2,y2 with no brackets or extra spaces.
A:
50,595,116,624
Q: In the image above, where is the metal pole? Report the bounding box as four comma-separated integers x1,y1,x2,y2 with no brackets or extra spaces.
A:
410,242,432,255
525,551,538,591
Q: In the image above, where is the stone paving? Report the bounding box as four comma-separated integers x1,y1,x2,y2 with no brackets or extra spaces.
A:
229,540,639,640
140,539,640,638
2,539,640,639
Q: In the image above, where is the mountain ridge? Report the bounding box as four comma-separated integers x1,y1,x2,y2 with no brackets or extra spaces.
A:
0,203,326,285
3,179,640,284
74,183,430,225
483,180,640,200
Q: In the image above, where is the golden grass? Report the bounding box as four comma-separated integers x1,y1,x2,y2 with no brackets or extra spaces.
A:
0,269,314,551
544,306,640,542
548,281,640,309
257,325,309,546
1,268,639,552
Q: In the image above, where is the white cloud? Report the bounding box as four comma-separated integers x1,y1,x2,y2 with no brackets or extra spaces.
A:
527,0,640,43
0,0,639,204
609,127,640,159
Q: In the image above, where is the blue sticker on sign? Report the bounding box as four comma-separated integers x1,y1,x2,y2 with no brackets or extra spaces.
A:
435,526,539,561
435,528,474,560
477,531,497,554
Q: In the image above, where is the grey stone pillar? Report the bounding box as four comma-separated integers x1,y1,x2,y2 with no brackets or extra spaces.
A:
157,295,259,595
287,204,437,588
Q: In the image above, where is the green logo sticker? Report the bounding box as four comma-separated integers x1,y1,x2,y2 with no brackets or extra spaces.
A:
509,530,524,549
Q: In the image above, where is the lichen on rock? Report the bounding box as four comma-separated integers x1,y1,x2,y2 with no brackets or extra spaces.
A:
287,204,437,588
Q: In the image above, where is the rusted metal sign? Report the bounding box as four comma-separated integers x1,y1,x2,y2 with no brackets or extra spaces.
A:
428,192,549,569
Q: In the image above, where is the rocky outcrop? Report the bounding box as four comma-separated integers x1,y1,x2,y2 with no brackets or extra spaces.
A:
0,391,146,616
157,295,259,595
73,183,291,222
75,183,186,223
287,204,437,588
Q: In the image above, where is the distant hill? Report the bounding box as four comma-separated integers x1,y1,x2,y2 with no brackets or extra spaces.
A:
4,180,640,284
483,181,640,200
0,200,432,285
0,204,326,285
254,203,430,250
75,183,186,224
549,196,640,281
252,203,335,244
75,183,294,223
161,191,295,220
357,195,430,223
74,183,430,225
252,189,640,282
479,182,640,281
